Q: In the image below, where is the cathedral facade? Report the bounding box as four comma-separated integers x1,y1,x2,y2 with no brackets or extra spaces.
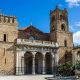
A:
0,6,80,75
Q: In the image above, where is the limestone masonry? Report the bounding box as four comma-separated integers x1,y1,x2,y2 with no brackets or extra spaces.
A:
0,6,80,75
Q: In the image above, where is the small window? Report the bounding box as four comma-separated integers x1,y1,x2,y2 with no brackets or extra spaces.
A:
4,34,7,42
61,24,65,31
64,40,67,47
5,58,6,64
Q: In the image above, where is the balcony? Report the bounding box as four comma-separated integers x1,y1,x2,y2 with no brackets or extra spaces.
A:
17,39,59,48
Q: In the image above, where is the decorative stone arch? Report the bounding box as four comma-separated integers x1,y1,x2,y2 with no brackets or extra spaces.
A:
24,51,33,74
61,24,66,31
35,52,43,74
45,52,52,74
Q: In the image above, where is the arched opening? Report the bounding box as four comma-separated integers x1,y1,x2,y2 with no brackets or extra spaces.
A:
24,52,33,74
65,51,72,62
35,52,43,74
61,24,66,31
45,53,52,74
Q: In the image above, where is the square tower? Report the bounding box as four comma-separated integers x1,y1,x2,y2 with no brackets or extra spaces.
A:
0,14,18,75
50,6,73,64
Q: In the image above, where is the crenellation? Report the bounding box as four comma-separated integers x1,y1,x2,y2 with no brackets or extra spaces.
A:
0,14,17,24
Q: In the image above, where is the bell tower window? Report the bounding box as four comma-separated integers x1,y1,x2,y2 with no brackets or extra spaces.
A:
61,24,66,31
4,34,7,42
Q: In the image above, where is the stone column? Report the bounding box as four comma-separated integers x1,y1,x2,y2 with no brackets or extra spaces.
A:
53,50,58,77
42,54,46,74
32,52,36,75
51,53,54,74
21,57,25,75
16,51,25,75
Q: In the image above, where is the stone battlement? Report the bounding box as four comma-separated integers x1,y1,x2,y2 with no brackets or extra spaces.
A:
0,14,17,24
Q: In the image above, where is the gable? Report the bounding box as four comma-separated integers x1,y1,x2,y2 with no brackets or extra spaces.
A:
18,25,49,41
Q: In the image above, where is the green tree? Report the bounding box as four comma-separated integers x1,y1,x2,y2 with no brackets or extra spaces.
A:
57,61,75,76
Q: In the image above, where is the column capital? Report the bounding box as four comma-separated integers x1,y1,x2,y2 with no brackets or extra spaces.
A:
32,51,36,57
41,52,46,56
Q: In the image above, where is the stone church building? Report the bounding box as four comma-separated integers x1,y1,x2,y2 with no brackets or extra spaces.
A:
0,6,80,75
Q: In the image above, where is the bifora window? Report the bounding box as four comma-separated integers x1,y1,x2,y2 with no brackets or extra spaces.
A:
61,24,66,31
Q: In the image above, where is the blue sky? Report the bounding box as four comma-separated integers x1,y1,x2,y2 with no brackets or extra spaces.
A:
0,0,80,44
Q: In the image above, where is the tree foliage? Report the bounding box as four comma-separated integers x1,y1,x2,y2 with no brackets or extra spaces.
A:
57,61,75,76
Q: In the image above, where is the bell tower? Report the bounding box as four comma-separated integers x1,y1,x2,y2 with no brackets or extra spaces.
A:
50,6,73,47
50,6,73,64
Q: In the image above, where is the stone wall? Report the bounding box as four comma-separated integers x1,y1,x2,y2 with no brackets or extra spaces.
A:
0,15,18,75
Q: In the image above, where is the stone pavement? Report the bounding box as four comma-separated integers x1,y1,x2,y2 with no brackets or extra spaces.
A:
0,75,53,80
0,75,80,80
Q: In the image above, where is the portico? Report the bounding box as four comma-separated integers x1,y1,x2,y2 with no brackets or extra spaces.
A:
16,39,59,75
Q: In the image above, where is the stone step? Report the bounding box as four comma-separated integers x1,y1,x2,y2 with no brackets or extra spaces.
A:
0,75,53,80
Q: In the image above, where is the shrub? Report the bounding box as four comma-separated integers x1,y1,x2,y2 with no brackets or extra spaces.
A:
56,61,75,76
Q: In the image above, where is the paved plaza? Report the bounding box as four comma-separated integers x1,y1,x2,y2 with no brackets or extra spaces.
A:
0,75,52,80
0,75,80,80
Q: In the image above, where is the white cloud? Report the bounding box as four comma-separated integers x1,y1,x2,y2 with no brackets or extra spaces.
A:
75,22,80,27
66,0,80,7
73,31,80,44
69,21,80,32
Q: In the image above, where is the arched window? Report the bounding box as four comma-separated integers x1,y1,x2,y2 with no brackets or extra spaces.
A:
4,34,7,42
64,40,67,47
61,24,66,31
